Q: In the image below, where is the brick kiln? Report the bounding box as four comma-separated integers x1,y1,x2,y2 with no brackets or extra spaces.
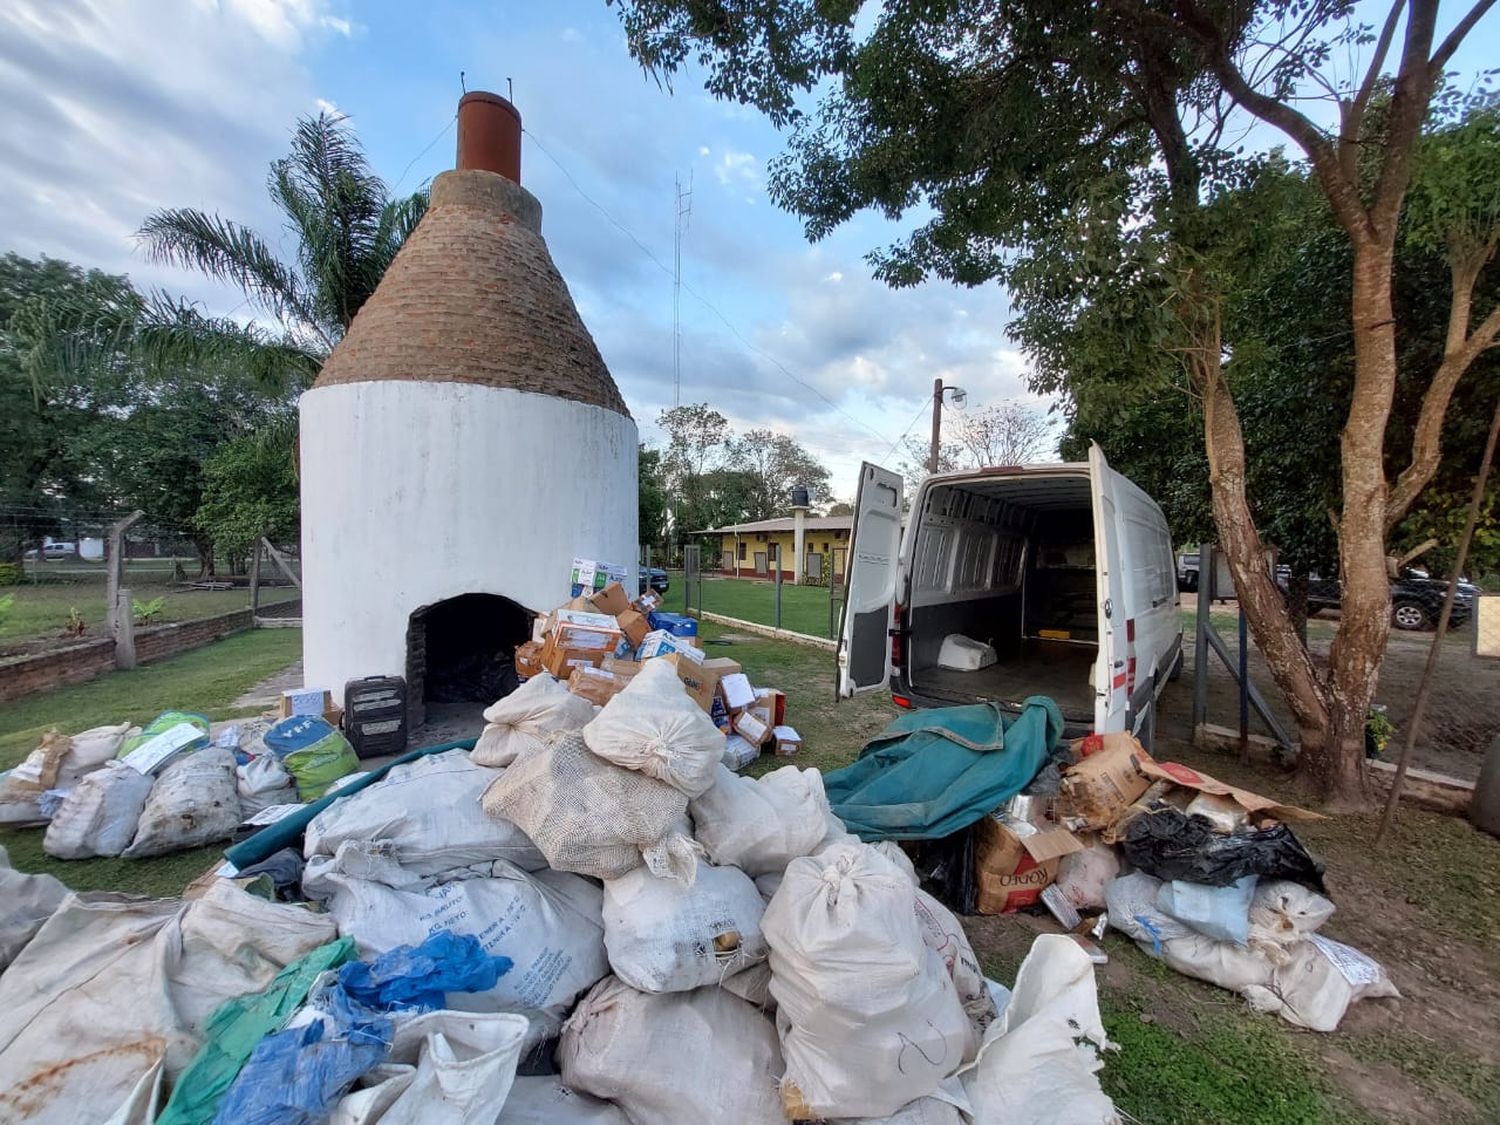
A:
298,91,637,725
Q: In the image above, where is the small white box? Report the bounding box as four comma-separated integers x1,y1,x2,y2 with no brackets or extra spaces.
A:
734,710,770,745
719,673,756,711
772,725,802,757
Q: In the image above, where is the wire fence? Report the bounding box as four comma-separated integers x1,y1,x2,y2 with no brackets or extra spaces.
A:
676,544,847,640
0,508,299,655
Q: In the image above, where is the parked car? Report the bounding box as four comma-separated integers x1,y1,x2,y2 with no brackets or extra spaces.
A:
638,567,670,596
23,542,77,560
1177,552,1199,592
837,444,1182,747
1277,568,1479,631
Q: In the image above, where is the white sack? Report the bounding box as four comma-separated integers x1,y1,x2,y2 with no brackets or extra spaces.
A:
843,1096,966,1124
1242,935,1399,1032
482,731,698,884
1103,872,1192,949
306,750,545,874
873,838,919,883
582,659,725,797
43,760,155,859
0,732,74,825
762,843,971,1119
236,754,298,816
1246,880,1336,965
363,1010,529,1125
689,763,836,877
937,634,997,671
1184,792,1249,832
303,844,608,1012
61,723,137,786
0,846,68,969
720,960,774,1009
330,1063,415,1125
602,859,768,993
754,871,784,903
1055,842,1122,911
559,975,785,1125
474,674,597,767
1158,932,1274,994
959,934,1116,1124
123,747,241,858
914,888,998,1038
498,1076,630,1123
0,880,336,1125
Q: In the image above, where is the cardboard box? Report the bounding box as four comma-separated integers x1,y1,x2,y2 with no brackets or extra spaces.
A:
723,733,760,771
710,696,732,732
590,581,632,616
1137,760,1323,823
647,610,697,637
719,672,756,712
734,710,771,746
634,592,662,614
753,688,787,728
541,635,608,678
771,724,802,757
601,656,642,680
571,557,628,593
568,665,629,706
280,688,332,719
662,653,741,713
323,706,344,730
639,630,704,663
974,813,1085,914
1058,733,1154,829
616,608,651,648
514,640,545,680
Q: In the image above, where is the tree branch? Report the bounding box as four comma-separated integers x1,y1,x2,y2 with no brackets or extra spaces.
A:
1431,0,1499,72
1341,0,1404,183
1386,289,1500,529
1369,0,1441,234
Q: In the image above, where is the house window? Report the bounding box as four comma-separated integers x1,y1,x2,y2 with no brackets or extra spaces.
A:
822,542,829,551
738,541,747,561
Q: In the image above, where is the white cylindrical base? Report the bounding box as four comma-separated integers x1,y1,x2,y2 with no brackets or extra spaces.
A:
298,381,638,702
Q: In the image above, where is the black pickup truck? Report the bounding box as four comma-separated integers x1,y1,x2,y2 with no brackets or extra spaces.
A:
1282,569,1480,631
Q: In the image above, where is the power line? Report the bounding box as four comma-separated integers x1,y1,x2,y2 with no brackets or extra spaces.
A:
523,126,900,453
879,399,934,467
392,112,457,193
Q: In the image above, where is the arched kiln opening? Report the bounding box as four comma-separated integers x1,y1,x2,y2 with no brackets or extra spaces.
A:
405,593,531,729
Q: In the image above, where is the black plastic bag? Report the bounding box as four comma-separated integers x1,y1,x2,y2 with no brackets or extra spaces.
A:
1122,804,1326,894
908,828,979,915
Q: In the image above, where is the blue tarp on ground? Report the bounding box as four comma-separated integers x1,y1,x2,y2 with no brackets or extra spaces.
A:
824,696,1064,840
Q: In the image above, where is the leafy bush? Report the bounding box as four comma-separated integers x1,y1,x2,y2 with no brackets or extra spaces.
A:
0,562,20,586
133,596,167,625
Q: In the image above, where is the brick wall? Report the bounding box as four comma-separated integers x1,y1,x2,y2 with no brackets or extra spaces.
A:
0,608,256,705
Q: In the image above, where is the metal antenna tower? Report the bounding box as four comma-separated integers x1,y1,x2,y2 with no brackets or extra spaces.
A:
672,172,693,409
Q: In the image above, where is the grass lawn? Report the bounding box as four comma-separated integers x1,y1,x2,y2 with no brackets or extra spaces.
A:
0,628,303,894
690,575,842,639
1,579,298,647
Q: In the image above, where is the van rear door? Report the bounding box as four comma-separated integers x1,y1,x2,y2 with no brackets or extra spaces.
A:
836,462,903,698
1088,444,1129,732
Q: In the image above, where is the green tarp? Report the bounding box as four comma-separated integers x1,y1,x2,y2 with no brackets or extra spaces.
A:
156,937,357,1125
824,696,1064,840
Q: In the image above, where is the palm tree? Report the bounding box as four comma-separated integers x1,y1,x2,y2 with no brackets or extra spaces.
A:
138,112,428,358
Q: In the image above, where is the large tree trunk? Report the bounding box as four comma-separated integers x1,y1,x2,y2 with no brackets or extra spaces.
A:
1314,242,1401,809
1195,337,1334,770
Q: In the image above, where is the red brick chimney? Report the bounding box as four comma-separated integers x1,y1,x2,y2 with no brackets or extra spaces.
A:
456,91,522,183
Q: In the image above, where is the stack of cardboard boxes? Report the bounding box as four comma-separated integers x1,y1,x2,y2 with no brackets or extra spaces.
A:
513,562,802,771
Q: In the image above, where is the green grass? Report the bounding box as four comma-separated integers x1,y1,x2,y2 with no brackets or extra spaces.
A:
1,579,297,646
691,575,842,639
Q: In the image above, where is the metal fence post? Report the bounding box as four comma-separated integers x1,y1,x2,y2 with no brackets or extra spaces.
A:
1191,543,1212,733
107,510,143,669
774,562,783,630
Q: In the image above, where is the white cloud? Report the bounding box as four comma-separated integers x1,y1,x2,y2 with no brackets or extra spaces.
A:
0,0,337,308
561,26,582,43
714,149,759,188
315,96,341,116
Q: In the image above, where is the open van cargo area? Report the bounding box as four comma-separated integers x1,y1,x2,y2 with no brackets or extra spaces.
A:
907,473,1100,722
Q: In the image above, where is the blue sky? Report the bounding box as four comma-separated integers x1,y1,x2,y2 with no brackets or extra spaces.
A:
1,1,1495,499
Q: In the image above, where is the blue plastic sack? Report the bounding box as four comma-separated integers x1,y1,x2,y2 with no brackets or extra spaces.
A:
337,932,512,1014
647,610,697,637
1157,875,1258,945
211,1020,385,1125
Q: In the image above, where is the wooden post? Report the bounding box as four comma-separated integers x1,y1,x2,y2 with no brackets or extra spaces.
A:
248,537,262,617
106,511,144,669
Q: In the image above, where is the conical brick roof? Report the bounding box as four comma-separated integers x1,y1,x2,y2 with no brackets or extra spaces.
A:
314,168,629,417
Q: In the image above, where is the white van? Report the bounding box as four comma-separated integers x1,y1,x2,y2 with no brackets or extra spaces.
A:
836,445,1182,747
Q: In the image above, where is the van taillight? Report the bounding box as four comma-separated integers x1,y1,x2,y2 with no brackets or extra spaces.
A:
892,694,912,709
890,604,904,668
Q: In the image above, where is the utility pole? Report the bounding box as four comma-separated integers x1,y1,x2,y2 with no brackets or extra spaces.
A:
673,173,693,410
929,378,944,474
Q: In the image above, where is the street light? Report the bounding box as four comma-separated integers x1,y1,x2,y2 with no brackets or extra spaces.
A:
929,378,967,474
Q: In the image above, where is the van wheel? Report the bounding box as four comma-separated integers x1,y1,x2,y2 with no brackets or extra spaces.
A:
1392,600,1431,631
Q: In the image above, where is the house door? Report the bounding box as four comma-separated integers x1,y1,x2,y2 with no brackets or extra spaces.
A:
754,551,768,575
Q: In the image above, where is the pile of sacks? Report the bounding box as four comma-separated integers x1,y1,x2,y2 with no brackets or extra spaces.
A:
167,657,1116,1122
972,733,1397,1032
503,579,801,770
0,706,363,864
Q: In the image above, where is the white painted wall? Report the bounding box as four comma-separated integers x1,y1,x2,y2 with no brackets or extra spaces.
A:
299,380,638,702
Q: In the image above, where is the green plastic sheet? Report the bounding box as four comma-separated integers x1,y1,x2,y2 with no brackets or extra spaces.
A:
824,696,1064,840
156,936,357,1125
